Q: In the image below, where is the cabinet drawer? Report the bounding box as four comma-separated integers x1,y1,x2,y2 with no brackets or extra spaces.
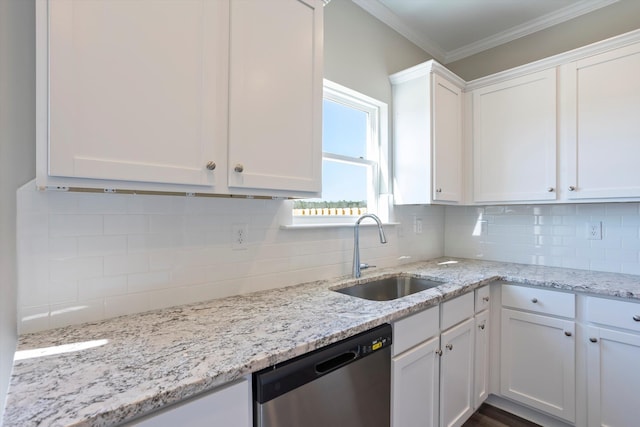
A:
475,286,490,313
441,292,474,331
586,296,640,333
393,306,440,356
502,284,575,318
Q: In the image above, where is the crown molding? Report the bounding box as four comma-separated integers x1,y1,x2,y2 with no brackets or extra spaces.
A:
389,59,466,88
465,28,640,91
444,0,620,63
352,0,619,64
352,0,446,63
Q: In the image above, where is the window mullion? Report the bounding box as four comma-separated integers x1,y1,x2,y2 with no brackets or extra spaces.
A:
323,152,376,167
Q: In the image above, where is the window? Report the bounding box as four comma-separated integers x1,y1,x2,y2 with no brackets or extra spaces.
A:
293,80,389,224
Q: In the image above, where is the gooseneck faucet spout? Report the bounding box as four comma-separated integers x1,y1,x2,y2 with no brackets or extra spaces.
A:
353,213,387,278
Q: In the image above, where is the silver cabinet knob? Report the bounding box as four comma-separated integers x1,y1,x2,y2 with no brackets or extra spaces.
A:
436,188,442,193
569,186,576,191
564,331,572,337
478,323,486,330
445,343,453,351
206,161,216,171
633,315,640,322
531,298,538,303
482,296,490,302
234,164,244,173
436,349,443,356
547,187,555,192
589,337,598,343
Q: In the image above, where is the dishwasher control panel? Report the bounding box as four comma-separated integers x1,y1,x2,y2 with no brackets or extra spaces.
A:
360,334,391,355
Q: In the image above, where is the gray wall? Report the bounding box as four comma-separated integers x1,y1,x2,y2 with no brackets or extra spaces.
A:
324,0,432,103
447,0,640,81
0,0,36,418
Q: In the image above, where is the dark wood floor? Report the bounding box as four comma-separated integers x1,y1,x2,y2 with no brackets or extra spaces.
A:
463,404,541,427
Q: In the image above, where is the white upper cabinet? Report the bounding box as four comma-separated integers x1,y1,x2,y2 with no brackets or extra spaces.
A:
37,0,322,197
45,0,227,189
391,61,464,205
228,0,322,195
471,69,557,203
562,41,640,200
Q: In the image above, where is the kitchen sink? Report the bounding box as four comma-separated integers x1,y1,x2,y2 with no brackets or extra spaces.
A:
334,275,445,301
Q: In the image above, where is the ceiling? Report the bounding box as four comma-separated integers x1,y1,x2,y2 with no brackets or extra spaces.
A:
352,0,620,63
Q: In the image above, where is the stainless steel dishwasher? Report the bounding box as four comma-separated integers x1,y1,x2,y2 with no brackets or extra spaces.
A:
253,324,392,427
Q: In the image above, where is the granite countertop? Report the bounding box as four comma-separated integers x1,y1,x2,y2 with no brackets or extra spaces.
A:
5,257,640,427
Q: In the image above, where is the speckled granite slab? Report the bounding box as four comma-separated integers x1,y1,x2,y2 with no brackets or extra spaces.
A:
4,258,640,426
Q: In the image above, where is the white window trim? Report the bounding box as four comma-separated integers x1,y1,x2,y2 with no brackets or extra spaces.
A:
289,80,390,227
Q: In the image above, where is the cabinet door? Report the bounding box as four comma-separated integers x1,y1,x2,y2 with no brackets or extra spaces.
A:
440,317,475,427
586,326,640,427
129,378,250,427
474,310,490,409
47,0,227,187
432,74,463,203
472,69,557,203
228,0,322,195
392,336,440,427
565,42,640,199
500,308,575,422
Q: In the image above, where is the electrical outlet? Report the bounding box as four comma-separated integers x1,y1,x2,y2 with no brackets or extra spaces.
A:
587,221,602,240
414,218,423,234
232,224,248,250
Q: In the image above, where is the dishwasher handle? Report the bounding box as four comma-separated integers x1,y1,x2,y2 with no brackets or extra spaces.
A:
315,351,358,374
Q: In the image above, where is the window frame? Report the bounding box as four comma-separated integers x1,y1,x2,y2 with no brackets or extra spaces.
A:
291,79,390,225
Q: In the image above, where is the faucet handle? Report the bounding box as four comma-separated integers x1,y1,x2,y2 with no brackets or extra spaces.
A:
360,263,376,270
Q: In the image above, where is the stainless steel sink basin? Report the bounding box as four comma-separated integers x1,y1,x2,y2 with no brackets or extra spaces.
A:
334,276,445,301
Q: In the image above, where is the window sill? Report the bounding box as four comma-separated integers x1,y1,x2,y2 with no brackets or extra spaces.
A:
280,222,400,230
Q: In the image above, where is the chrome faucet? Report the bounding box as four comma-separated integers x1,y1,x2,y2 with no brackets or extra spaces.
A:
353,213,387,278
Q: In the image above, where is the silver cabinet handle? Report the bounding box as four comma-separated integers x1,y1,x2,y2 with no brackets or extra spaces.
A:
206,161,216,171
445,344,453,351
589,337,598,343
234,164,244,173
436,349,443,356
633,315,640,322
482,296,490,302
547,187,555,192
531,298,538,303
478,323,486,330
564,331,572,337
569,186,576,191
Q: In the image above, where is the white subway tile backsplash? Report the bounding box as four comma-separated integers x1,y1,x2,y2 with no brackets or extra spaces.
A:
19,306,51,334
49,299,105,330
49,237,78,259
18,183,444,332
127,271,171,293
605,203,639,215
78,276,128,300
78,235,127,257
49,257,103,282
49,214,103,237
445,203,640,275
104,253,148,276
76,193,128,214
103,215,148,235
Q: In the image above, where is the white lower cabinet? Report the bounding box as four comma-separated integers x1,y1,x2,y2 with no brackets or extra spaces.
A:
128,378,251,426
392,291,478,427
585,296,640,427
392,335,440,427
392,305,440,427
440,317,475,427
499,285,576,423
